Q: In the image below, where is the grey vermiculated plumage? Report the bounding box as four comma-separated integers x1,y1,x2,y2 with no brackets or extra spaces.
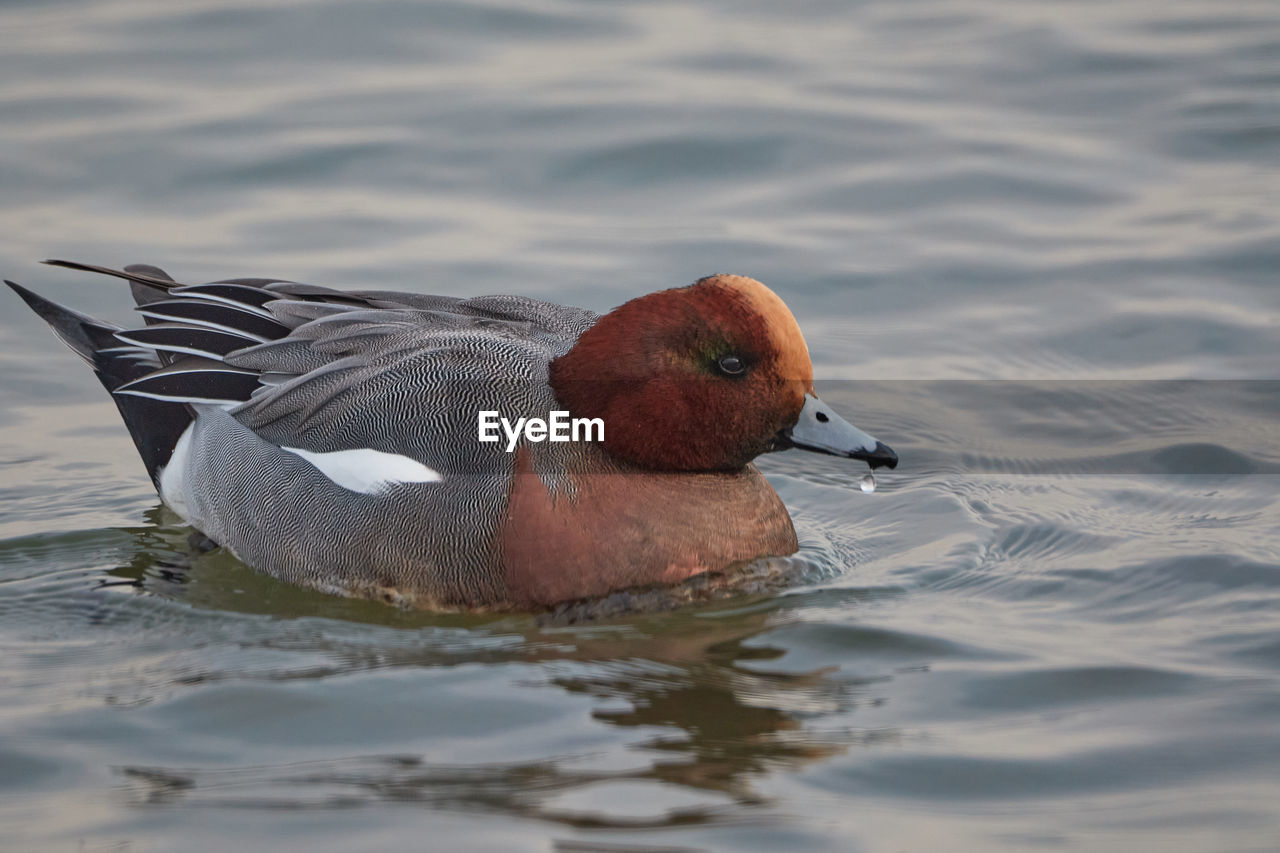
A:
13,261,601,609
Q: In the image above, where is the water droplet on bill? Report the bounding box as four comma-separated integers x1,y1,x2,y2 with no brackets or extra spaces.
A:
860,473,876,494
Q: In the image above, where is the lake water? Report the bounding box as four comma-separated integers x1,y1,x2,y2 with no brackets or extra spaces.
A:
1,1,1278,850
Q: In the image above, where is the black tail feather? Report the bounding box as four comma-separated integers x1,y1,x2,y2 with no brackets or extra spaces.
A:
6,278,192,487
6,280,122,367
43,258,182,319
42,258,179,293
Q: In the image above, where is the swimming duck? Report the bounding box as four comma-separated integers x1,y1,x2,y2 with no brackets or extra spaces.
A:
7,261,897,610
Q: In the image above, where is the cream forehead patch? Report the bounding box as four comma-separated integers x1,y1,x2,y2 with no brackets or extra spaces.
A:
709,275,813,384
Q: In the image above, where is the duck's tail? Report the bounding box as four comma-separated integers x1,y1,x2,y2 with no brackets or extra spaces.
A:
6,263,193,487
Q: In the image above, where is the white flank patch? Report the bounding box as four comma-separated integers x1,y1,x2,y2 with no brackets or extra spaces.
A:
281,446,443,494
159,423,196,520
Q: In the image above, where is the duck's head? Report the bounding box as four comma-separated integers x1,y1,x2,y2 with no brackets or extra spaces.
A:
549,274,898,473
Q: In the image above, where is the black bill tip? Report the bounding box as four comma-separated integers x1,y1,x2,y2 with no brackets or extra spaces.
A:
856,440,898,470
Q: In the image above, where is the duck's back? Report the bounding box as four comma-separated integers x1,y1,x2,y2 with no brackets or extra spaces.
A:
20,261,601,608
229,291,598,465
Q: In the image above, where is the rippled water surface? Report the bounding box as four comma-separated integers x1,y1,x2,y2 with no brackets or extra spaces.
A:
2,1,1279,850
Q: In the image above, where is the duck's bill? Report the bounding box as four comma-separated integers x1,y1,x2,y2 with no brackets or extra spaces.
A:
777,393,898,470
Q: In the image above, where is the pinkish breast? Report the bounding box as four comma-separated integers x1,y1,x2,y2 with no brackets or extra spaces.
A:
499,448,799,608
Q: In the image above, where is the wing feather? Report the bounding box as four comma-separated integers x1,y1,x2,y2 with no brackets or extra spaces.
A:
115,324,263,359
115,357,261,406
138,299,291,341
36,259,601,472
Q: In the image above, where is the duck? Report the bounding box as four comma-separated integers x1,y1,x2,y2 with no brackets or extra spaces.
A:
7,261,897,611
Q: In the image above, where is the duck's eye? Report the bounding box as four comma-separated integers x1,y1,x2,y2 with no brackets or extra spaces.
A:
717,354,746,376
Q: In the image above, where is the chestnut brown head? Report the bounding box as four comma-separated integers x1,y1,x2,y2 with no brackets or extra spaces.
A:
549,275,897,472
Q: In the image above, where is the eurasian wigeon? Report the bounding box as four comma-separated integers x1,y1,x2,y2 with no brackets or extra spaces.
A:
8,261,897,610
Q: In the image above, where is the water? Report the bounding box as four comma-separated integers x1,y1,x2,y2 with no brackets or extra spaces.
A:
1,0,1278,850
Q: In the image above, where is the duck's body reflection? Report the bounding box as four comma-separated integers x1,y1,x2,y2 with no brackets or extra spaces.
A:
106,509,898,828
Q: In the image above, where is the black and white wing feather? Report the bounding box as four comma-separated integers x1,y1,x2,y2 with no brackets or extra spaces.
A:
33,259,600,474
